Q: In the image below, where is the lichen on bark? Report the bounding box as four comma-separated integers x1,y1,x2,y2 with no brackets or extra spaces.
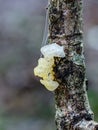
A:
48,0,98,130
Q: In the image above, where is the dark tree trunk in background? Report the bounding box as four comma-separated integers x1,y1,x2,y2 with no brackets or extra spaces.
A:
48,0,98,129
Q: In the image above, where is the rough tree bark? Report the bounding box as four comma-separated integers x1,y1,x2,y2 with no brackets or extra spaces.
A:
48,0,98,130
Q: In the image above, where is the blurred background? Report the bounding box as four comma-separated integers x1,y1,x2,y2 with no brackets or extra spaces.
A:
0,0,98,130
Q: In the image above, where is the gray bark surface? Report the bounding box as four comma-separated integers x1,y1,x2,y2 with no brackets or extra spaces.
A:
48,0,98,129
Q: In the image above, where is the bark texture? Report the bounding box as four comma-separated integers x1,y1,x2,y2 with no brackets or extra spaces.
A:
48,0,98,130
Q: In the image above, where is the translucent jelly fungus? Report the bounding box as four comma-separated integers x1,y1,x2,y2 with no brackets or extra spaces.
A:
34,43,65,91
41,43,65,58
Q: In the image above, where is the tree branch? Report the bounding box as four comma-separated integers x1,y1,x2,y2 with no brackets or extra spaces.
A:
48,0,98,129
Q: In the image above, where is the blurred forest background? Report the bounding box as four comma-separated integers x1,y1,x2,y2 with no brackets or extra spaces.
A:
0,0,98,130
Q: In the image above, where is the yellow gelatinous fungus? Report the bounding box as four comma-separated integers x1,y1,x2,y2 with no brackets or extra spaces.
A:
34,43,65,91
